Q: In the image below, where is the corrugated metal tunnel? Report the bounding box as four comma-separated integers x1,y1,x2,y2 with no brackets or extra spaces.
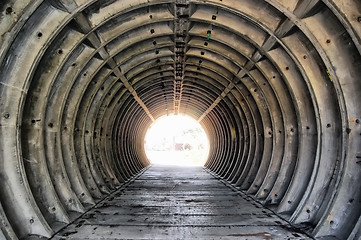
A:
0,0,360,239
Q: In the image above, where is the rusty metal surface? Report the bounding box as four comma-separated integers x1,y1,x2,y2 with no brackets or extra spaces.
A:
0,0,360,239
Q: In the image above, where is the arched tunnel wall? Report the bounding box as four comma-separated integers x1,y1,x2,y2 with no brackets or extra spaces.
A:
0,0,360,239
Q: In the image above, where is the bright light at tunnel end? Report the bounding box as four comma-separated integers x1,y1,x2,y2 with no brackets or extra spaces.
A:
144,115,209,166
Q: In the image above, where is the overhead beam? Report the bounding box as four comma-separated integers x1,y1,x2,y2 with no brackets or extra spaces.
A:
173,0,190,115
197,15,297,122
73,12,155,122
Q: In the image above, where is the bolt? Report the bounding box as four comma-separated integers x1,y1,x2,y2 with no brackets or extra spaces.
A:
6,7,13,15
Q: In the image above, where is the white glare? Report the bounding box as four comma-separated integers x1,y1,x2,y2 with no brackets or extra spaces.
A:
144,115,209,166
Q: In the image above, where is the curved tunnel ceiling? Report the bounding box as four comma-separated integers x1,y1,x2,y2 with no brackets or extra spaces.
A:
0,0,360,239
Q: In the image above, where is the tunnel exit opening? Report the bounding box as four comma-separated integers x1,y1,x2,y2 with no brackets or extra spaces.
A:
144,115,209,166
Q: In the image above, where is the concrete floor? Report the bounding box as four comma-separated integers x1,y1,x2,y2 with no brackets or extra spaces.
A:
51,165,311,239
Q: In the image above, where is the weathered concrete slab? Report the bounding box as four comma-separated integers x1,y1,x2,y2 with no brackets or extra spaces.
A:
51,165,311,239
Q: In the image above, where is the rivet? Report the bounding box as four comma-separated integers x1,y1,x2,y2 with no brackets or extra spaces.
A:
326,39,331,44
6,7,13,15
37,32,43,38
357,17,361,22
356,119,360,124
29,218,34,224
3,113,10,119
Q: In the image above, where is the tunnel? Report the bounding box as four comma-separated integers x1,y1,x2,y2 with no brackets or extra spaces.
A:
0,0,360,239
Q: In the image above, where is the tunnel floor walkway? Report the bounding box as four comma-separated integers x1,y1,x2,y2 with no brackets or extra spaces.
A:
51,165,311,239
